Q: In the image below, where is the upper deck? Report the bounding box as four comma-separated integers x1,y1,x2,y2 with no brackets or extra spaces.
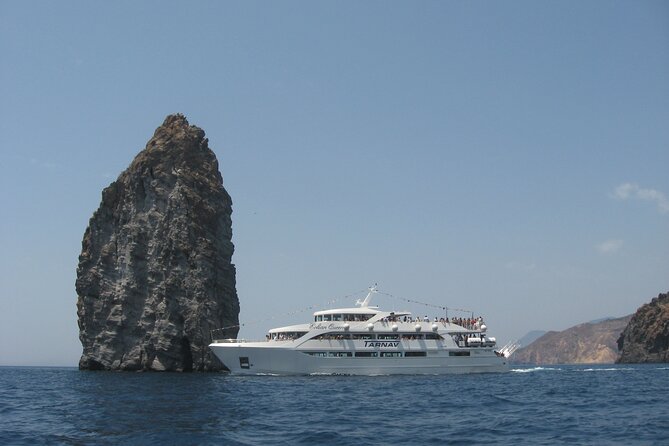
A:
212,286,492,346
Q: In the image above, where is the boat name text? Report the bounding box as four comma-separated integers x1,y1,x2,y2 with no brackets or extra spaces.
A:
309,323,346,330
364,341,400,348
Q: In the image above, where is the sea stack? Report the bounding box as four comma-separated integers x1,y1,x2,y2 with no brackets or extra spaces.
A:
617,292,669,363
76,114,240,372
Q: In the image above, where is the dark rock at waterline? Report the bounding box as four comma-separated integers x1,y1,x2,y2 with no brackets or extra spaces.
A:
76,114,239,371
617,292,669,364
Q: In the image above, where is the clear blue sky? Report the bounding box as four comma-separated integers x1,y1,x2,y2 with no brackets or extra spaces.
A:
1,1,667,366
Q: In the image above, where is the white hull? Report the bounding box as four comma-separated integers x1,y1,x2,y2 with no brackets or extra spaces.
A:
209,287,510,375
210,342,508,375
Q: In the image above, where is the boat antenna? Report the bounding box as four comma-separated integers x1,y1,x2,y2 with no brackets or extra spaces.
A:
356,284,378,307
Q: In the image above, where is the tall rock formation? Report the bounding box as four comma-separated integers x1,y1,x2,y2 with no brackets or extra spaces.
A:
512,316,631,365
76,114,240,372
617,292,669,363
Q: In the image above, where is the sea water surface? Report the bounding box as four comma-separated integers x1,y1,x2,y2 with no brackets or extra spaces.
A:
1,364,667,445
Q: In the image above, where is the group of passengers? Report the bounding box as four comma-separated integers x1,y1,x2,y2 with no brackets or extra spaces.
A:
381,315,439,324
380,315,485,329
314,333,432,341
267,332,303,341
453,332,492,347
451,317,484,330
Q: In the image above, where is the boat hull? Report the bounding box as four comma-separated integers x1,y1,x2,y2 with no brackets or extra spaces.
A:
210,342,509,375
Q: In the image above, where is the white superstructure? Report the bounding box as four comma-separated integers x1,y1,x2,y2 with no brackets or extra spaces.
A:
209,287,510,375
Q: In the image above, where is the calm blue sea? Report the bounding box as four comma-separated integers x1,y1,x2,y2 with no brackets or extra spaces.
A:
0,365,667,445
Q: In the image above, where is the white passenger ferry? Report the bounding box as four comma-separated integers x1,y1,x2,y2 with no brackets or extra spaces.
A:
209,287,512,375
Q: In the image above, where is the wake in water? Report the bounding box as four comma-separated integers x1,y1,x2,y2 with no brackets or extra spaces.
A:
580,367,634,372
511,365,667,374
511,367,562,373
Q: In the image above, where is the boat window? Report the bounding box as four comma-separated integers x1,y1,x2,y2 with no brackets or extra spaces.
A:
424,333,443,340
401,334,424,340
354,352,378,357
332,314,342,321
273,331,307,341
380,352,402,357
328,352,352,357
351,333,375,340
449,351,470,356
305,352,328,357
363,314,374,321
331,334,349,340
323,314,332,321
317,315,323,321
313,333,349,341
405,351,427,357
377,334,399,340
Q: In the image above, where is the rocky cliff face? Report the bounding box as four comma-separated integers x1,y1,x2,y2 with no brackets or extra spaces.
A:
76,114,239,372
617,292,669,363
512,316,631,365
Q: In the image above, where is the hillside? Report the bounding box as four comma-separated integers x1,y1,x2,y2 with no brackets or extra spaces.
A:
512,315,631,364
617,292,669,363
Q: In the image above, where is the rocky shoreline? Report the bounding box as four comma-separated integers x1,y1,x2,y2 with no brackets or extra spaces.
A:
617,292,669,363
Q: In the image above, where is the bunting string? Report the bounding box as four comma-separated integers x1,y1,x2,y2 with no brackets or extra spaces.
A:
214,286,479,336
376,291,473,315
213,287,370,333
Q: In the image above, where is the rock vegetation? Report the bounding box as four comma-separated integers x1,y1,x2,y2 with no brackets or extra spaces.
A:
512,316,631,365
76,114,239,371
617,292,669,363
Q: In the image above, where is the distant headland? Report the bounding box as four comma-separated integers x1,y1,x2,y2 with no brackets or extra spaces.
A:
513,291,669,365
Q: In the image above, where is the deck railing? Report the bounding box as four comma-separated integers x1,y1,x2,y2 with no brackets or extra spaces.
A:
211,338,266,344
210,328,267,343
210,328,235,343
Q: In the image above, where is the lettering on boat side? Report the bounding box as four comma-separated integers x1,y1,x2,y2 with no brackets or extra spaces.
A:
309,323,346,330
364,341,400,348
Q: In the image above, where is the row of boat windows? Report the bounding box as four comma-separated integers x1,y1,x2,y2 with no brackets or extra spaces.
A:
304,351,472,358
314,314,375,322
312,333,443,341
305,351,428,358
